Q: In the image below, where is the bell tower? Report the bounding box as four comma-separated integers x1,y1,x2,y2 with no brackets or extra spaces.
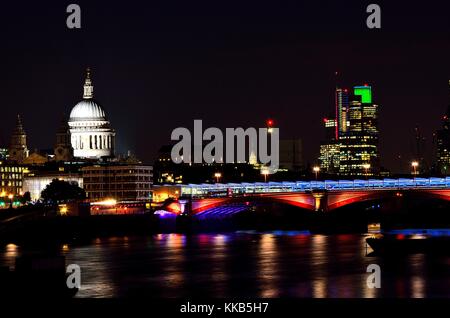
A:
9,114,29,162
54,115,74,162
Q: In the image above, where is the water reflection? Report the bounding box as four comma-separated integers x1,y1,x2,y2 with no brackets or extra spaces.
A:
311,235,328,298
1,243,19,269
65,241,118,297
1,233,449,298
258,234,279,297
409,254,426,298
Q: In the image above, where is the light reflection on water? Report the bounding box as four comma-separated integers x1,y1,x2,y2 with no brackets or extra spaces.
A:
1,232,450,298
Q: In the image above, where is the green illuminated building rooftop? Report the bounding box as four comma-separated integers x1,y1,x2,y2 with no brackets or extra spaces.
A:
354,86,372,103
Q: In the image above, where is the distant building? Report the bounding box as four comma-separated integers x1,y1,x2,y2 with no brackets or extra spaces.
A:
8,115,29,163
319,142,341,174
23,170,83,201
68,68,116,159
336,88,350,137
436,89,450,174
54,116,74,162
153,145,184,184
153,145,261,184
0,147,7,160
319,85,380,176
279,139,303,171
82,165,153,202
22,150,51,165
0,160,24,196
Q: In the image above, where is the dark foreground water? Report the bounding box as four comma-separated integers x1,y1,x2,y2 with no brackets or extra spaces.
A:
1,232,450,298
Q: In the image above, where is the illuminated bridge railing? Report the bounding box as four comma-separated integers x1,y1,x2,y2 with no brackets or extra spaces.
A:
163,177,450,198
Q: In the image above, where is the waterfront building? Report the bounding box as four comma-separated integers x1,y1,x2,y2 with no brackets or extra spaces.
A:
0,160,24,197
82,164,153,202
22,169,83,201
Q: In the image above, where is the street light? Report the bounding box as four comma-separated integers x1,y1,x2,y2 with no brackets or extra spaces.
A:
313,166,320,180
261,169,270,183
214,172,222,183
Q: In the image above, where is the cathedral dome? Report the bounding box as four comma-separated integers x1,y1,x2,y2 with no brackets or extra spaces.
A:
68,68,116,159
69,99,106,121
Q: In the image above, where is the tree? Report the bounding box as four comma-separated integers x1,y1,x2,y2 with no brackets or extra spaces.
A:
20,191,31,204
41,179,86,203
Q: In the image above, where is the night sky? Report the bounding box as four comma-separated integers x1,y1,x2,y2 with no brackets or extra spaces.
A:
2,1,450,173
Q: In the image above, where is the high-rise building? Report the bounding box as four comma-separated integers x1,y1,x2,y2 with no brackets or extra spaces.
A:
319,142,341,174
319,85,380,176
335,88,350,138
436,88,450,174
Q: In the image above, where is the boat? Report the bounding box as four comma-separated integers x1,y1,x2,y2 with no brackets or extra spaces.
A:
366,229,450,255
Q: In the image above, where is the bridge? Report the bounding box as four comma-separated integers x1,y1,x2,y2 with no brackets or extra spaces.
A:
152,177,450,217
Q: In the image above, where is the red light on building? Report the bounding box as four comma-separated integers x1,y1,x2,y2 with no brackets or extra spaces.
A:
364,83,369,87
323,118,328,123
267,119,274,127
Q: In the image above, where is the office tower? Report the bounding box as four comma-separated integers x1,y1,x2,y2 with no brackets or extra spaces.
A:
319,85,380,176
436,86,450,174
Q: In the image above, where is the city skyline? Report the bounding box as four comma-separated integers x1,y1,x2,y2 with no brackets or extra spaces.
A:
1,68,448,175
2,2,450,173
4,0,450,305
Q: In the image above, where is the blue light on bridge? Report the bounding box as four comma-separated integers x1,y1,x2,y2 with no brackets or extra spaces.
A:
153,177,450,198
385,229,450,237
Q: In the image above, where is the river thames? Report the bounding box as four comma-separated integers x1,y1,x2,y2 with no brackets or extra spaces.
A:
2,231,449,298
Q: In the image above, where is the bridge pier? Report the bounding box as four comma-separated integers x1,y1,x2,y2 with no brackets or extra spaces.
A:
178,197,192,216
312,190,327,212
176,197,193,232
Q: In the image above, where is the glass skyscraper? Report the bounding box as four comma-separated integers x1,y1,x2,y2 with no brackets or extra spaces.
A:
436,103,450,175
319,85,380,176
